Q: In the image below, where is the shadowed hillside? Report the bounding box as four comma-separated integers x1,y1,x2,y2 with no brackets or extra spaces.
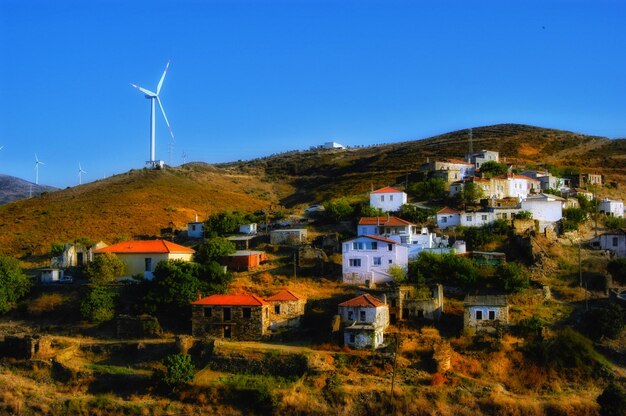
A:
0,174,58,205
1,124,625,259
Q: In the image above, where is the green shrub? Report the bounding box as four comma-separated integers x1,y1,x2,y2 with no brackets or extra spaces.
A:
84,253,126,284
163,353,195,387
80,285,117,323
608,258,626,286
596,382,626,416
496,262,530,292
583,304,625,340
0,256,31,314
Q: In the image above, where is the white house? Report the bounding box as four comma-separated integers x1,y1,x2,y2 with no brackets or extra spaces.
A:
460,211,496,227
369,187,407,212
467,150,499,169
520,193,564,231
342,235,408,286
324,141,345,149
494,173,541,200
53,241,108,268
520,170,564,191
599,198,624,218
187,221,204,239
436,207,461,229
239,223,258,234
338,294,389,349
591,229,626,257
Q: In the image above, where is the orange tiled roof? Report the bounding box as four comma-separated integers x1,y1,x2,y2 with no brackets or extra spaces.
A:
437,207,459,214
339,294,386,308
192,294,268,306
265,290,305,302
494,173,540,182
371,186,404,194
358,216,414,226
93,240,195,254
445,158,473,165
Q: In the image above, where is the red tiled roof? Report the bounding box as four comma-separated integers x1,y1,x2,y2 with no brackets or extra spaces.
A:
265,290,305,302
94,240,195,254
494,173,540,182
339,294,386,308
437,207,459,214
192,294,268,306
363,234,398,244
371,186,404,194
445,158,473,165
358,216,414,226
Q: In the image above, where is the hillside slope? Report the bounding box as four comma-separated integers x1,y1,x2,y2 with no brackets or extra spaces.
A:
0,174,58,205
0,165,291,258
1,124,625,259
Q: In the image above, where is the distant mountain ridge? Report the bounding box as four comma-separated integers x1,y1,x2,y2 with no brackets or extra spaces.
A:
0,123,625,258
0,174,58,205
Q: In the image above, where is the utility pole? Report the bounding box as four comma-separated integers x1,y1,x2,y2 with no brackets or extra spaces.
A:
390,334,399,415
578,237,582,288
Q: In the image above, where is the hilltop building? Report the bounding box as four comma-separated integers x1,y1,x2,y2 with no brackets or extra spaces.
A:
93,240,194,280
369,186,407,212
338,294,389,349
187,221,204,239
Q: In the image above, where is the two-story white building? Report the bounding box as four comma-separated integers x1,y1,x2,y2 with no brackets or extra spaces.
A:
494,173,541,200
338,294,389,349
599,198,624,218
342,235,408,286
436,207,461,229
369,187,407,212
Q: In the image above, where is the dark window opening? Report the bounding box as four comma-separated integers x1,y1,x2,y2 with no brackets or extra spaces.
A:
223,307,231,321
243,307,251,319
274,305,281,314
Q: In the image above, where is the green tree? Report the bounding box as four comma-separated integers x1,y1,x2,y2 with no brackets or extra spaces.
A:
84,253,126,284
457,182,484,208
496,262,530,292
410,251,480,288
604,215,626,230
408,178,447,201
150,260,207,314
515,211,532,220
398,204,432,224
387,265,407,283
597,382,626,416
0,256,31,314
163,353,195,387
204,211,246,236
584,303,625,340
50,242,66,257
194,237,236,265
80,285,117,322
561,207,587,232
324,198,354,222
358,204,383,218
608,258,626,286
479,161,509,178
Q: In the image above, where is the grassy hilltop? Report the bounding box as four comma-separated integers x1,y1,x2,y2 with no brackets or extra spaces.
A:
1,123,625,258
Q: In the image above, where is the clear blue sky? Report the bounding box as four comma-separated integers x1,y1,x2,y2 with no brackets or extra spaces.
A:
1,0,625,188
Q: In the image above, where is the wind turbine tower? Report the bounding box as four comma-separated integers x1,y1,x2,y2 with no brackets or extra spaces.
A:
78,163,87,185
130,61,175,169
34,153,44,185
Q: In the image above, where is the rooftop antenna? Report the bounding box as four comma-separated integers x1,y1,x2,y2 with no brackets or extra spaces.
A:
34,153,45,185
78,162,87,185
130,61,175,169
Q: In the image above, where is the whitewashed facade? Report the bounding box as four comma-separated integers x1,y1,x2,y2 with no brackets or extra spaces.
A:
599,198,624,218
338,294,389,349
342,235,408,285
187,222,204,239
592,229,626,257
520,194,563,230
369,187,407,212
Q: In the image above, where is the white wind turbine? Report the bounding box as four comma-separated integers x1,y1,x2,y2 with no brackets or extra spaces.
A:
34,153,44,185
78,163,87,185
130,61,175,169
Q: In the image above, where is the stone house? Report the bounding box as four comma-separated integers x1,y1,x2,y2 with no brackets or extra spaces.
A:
420,158,476,183
191,294,270,340
338,294,389,349
362,283,444,324
270,229,308,245
463,294,509,336
265,290,307,330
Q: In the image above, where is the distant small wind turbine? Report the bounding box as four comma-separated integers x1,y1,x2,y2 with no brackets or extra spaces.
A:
130,61,175,169
34,153,45,185
78,163,87,185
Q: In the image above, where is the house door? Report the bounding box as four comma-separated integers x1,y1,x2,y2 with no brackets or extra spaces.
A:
223,326,231,338
77,252,84,266
223,307,231,321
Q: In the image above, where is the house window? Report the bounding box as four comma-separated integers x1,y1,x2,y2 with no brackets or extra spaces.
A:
502,213,507,219
373,257,381,266
243,307,251,319
203,307,212,317
348,310,354,320
370,242,378,250
274,305,281,314
488,310,495,320
442,217,447,223
360,311,366,321
613,237,619,247
388,259,393,264
475,310,483,320
349,259,361,267
466,216,473,222
191,225,196,231
388,244,393,251
144,258,152,272
349,333,355,343
353,242,364,250
381,195,385,202
482,215,488,221
390,195,393,201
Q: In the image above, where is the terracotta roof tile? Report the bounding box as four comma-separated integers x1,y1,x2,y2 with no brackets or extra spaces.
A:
94,240,195,254
371,186,404,194
358,216,414,226
437,207,459,214
192,294,268,306
265,290,305,302
339,294,386,308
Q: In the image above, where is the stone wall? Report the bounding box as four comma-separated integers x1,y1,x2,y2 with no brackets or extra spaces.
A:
463,305,509,336
1,335,54,359
268,299,306,329
191,304,268,340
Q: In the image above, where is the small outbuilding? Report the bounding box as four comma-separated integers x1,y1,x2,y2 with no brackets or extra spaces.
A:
265,290,307,330
270,229,308,245
463,294,509,336
224,250,267,271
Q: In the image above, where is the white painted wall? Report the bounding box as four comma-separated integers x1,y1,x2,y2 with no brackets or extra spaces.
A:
342,237,408,285
369,191,407,212
599,199,624,218
521,198,563,230
188,222,204,239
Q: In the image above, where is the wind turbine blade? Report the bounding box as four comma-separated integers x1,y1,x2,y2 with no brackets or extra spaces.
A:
0,146,4,151
35,153,39,162
157,97,175,139
130,83,156,96
156,61,170,95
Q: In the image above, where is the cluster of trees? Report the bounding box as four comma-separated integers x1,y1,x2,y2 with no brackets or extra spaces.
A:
204,211,263,237
0,256,31,314
459,219,511,250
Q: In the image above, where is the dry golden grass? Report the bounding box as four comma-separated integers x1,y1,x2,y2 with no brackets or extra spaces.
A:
26,293,66,316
